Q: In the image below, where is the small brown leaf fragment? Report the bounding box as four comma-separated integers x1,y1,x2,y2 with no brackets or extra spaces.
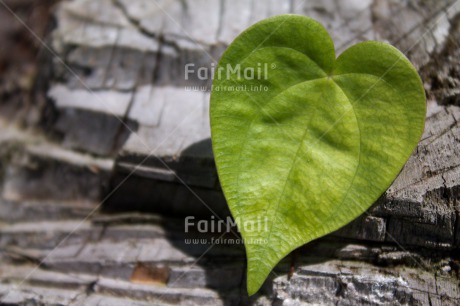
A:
130,263,170,285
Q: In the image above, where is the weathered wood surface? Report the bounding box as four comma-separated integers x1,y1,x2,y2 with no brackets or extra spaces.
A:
0,0,459,305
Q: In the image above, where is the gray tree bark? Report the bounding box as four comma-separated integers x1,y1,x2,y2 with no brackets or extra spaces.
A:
0,0,459,305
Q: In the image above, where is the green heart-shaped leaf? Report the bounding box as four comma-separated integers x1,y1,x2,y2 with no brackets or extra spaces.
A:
210,15,425,295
